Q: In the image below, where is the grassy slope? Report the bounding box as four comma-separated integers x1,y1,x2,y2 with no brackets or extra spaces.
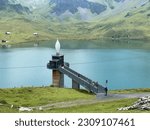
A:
0,87,150,113
92,3,150,40
0,16,56,44
46,98,140,113
1,2,150,44
43,88,150,113
0,87,94,106
0,87,94,112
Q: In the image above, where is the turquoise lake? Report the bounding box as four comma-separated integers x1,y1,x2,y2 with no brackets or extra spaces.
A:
0,40,150,90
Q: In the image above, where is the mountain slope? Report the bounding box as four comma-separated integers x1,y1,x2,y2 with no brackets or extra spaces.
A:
9,0,49,10
50,0,107,15
0,0,30,13
92,0,150,39
0,0,150,44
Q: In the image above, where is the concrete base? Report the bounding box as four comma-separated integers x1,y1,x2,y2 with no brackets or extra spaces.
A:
52,70,64,87
72,79,80,89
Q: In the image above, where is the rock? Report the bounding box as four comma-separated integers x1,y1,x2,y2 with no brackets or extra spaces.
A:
141,97,148,101
117,107,123,111
10,104,14,108
19,107,33,112
118,96,150,111
39,107,43,111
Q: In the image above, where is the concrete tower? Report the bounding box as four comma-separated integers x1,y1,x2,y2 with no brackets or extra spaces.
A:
47,39,64,87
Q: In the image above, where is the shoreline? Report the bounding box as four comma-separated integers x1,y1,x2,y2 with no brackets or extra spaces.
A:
0,87,150,113
0,86,150,93
1,37,150,46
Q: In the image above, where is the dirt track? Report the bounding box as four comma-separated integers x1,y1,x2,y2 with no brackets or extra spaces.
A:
33,92,150,111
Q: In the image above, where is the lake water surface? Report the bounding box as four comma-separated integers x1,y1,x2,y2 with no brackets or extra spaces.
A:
0,40,150,90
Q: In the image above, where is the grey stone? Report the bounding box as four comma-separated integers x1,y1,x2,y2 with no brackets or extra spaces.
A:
118,96,150,111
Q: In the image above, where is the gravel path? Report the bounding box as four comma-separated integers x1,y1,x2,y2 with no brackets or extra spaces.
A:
96,92,150,100
33,92,150,111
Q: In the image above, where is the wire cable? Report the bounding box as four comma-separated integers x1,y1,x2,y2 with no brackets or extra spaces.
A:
0,65,45,70
0,56,145,70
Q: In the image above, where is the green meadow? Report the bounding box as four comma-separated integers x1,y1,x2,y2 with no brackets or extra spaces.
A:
0,87,150,113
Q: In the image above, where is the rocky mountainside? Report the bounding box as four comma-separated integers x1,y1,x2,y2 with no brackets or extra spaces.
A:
0,0,30,13
50,0,107,15
9,0,49,10
1,0,128,20
1,0,149,21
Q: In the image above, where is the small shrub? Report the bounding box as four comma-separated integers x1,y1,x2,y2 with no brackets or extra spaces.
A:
28,89,32,92
147,14,150,17
0,100,8,104
50,85,54,87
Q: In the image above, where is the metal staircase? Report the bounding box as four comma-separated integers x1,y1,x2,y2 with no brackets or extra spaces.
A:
59,65,105,94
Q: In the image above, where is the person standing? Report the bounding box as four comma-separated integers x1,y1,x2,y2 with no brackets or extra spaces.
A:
104,80,108,96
